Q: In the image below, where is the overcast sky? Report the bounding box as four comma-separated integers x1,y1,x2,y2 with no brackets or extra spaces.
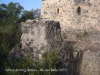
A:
0,0,42,10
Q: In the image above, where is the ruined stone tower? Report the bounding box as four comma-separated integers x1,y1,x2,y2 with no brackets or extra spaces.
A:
41,0,100,42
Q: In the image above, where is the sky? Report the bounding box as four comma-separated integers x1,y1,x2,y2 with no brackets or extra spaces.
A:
0,0,42,10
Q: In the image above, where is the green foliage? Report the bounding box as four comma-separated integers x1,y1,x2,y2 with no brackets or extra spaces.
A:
0,2,23,25
76,33,82,39
7,2,23,17
42,50,59,75
43,50,59,68
0,2,42,75
5,57,36,75
31,9,40,18
0,2,23,75
76,31,89,39
4,50,59,75
19,10,35,22
18,9,40,22
83,31,88,37
0,23,22,74
62,31,67,39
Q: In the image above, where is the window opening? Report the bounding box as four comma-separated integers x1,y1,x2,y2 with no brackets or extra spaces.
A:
77,6,81,15
57,8,59,14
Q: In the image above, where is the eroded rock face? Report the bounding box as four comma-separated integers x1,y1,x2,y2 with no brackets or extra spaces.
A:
20,20,48,60
57,41,74,75
9,19,100,75
9,20,74,75
79,50,100,75
9,20,63,60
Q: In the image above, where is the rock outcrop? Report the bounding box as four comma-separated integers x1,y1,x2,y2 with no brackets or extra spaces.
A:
9,19,100,75
9,19,74,75
9,20,63,60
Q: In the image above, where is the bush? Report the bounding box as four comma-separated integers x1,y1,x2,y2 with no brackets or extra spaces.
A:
62,31,67,39
75,33,82,39
83,31,88,37
4,50,59,75
0,23,22,75
42,50,59,75
76,31,88,39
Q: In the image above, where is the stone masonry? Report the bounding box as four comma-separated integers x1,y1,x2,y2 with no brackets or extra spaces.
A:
41,0,100,42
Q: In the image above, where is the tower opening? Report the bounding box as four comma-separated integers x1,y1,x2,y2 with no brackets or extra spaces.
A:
77,6,81,15
57,8,59,14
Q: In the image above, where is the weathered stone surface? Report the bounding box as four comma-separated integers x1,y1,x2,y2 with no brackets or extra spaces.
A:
9,20,75,75
9,20,63,61
57,41,74,75
79,50,100,75
41,0,100,42
9,19,100,75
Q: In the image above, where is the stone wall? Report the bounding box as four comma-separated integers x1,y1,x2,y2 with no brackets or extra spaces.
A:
76,49,100,75
41,0,100,42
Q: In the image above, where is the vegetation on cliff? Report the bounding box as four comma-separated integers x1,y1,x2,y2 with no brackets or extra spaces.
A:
0,2,41,75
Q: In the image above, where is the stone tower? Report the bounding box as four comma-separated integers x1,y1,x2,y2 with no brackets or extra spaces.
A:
41,0,100,42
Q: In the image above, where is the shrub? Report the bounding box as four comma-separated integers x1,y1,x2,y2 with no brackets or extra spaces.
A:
75,33,82,39
76,31,88,39
62,31,67,39
5,50,59,75
83,31,88,37
39,50,59,75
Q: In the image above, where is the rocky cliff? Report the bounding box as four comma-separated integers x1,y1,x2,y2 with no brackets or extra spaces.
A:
9,19,100,75
9,19,74,75
9,20,63,60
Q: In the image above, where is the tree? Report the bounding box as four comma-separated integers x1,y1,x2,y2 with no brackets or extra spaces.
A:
0,2,23,25
0,2,42,75
19,9,40,22
7,2,23,24
0,4,7,24
19,10,34,22
0,2,23,74
7,2,23,17
31,8,40,18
